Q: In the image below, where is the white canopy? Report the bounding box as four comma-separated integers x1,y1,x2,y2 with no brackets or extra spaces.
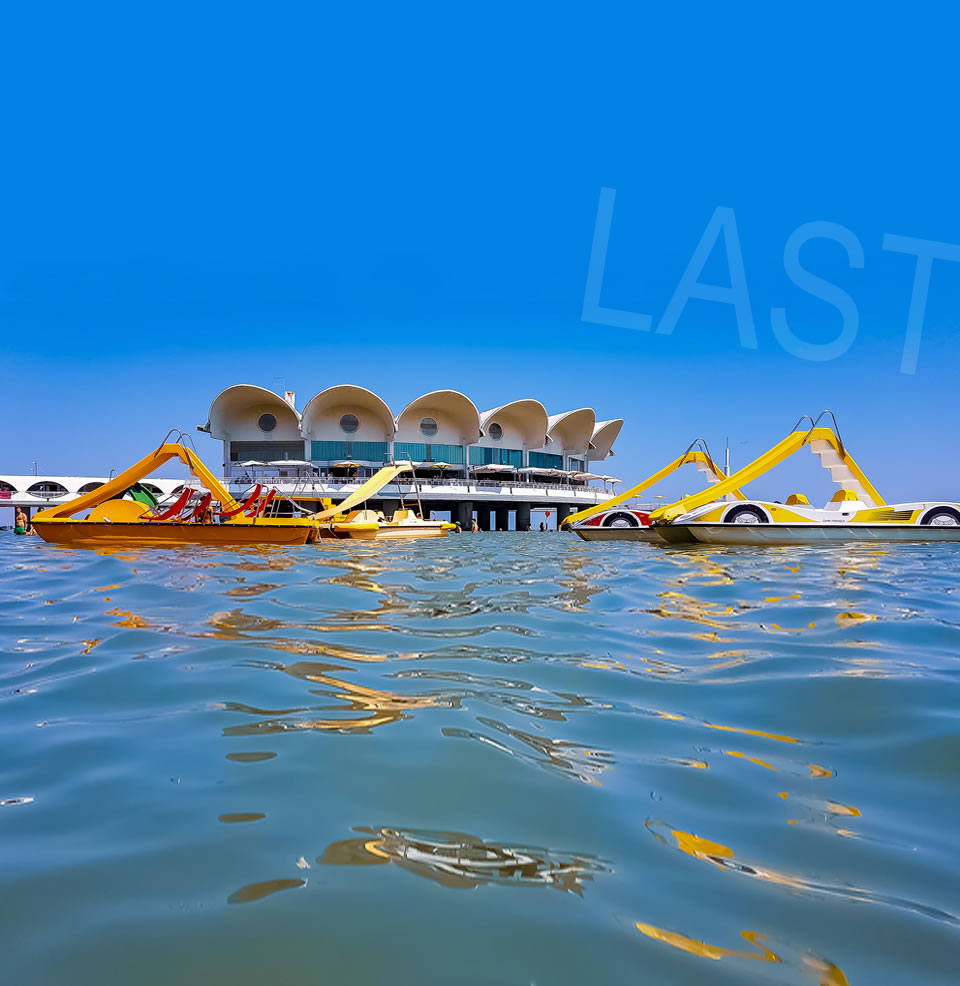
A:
601,475,621,484
416,461,460,469
267,459,314,467
572,472,608,481
473,464,517,473
520,466,562,476
238,460,266,467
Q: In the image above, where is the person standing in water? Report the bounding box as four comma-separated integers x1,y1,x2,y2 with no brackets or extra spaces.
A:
15,507,28,535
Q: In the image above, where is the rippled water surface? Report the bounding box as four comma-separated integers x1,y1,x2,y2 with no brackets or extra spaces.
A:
2,532,959,985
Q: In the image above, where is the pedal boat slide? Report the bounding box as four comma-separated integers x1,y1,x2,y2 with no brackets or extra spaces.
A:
648,413,960,545
560,441,744,541
31,441,455,547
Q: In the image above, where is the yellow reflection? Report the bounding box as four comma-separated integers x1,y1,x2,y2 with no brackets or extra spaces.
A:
223,659,444,735
637,922,854,984
227,877,306,904
321,827,607,895
636,923,780,962
652,708,801,745
724,750,776,771
804,957,851,986
105,607,151,628
836,611,877,626
653,590,735,629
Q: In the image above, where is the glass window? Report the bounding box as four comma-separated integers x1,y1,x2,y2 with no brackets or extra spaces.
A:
339,413,359,434
488,422,503,441
420,417,438,436
258,413,276,432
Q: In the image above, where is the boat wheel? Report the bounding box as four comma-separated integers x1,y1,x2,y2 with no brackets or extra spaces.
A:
922,508,960,526
725,505,768,525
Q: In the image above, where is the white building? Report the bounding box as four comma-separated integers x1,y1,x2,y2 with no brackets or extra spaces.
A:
200,384,624,528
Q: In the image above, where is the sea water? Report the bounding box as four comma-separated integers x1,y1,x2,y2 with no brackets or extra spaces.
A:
1,532,959,985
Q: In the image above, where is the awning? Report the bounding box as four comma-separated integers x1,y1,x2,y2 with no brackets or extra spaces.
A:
472,464,517,473
238,460,266,467
267,459,314,467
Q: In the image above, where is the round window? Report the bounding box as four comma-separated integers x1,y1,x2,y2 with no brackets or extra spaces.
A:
488,422,503,441
420,417,438,437
258,413,277,432
339,413,359,434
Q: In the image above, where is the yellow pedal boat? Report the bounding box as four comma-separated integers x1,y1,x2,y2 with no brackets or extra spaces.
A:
650,412,960,545
561,440,744,541
32,440,325,547
341,508,456,539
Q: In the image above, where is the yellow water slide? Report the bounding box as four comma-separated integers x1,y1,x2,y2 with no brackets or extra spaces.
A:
34,442,240,520
560,448,742,529
649,425,884,524
309,463,415,521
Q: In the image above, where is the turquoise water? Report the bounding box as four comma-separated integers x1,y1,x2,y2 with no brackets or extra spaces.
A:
2,532,959,985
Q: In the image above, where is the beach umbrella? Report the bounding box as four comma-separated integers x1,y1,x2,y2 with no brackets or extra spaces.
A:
239,460,266,467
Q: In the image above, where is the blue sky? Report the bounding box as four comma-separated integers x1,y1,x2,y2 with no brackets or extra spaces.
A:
2,4,958,502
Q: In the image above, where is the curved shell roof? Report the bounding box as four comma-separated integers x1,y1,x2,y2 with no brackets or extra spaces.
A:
546,408,596,453
395,390,482,442
207,384,300,439
479,400,549,449
588,418,624,460
301,385,396,439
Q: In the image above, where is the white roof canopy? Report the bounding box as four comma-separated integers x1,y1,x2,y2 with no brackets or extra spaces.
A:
587,419,624,460
479,399,549,448
546,408,596,453
207,384,300,439
396,390,482,443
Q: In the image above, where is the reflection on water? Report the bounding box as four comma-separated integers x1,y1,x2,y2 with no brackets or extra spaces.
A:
636,922,853,984
2,535,960,985
443,716,613,785
636,922,781,962
321,827,608,895
647,821,959,925
227,878,307,905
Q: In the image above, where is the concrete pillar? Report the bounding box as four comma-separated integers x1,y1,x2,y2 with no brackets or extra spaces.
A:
515,502,531,531
476,506,491,531
556,503,574,527
456,500,473,528
495,505,509,531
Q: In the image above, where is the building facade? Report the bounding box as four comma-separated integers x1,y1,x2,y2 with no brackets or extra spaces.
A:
203,384,622,478
198,384,625,528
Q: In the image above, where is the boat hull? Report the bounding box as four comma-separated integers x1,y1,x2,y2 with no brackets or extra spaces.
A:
316,524,379,540
33,521,319,547
375,523,451,539
670,523,960,546
572,526,664,542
